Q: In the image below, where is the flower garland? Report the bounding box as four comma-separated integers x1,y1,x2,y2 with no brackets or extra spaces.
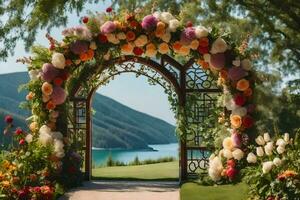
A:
22,7,256,192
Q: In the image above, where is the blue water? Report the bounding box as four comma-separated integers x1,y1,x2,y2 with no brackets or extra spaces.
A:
92,143,179,166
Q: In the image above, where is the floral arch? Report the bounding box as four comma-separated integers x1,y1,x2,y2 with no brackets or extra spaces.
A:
2,8,260,199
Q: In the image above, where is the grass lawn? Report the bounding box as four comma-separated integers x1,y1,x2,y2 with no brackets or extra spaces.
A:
180,182,249,200
92,161,179,180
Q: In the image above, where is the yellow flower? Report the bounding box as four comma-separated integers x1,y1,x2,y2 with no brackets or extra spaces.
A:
2,160,10,170
158,43,170,54
1,181,10,188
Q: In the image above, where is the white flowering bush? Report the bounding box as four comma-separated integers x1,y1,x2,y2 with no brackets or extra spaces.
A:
243,131,300,199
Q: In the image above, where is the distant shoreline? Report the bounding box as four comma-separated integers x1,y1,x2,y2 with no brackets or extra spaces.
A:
92,143,178,151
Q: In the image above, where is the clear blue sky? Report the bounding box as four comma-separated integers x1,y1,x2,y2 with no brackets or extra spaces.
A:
0,1,176,125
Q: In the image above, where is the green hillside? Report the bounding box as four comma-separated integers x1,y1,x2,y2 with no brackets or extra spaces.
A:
0,72,177,149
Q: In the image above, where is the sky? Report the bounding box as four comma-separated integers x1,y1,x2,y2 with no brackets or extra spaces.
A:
0,1,176,125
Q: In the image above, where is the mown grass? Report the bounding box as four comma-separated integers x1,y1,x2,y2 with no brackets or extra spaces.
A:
92,161,179,181
180,182,249,200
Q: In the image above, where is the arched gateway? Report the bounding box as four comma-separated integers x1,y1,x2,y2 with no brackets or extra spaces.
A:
67,54,220,180
0,8,256,198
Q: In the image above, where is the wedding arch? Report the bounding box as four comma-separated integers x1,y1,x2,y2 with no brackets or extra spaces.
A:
19,8,255,187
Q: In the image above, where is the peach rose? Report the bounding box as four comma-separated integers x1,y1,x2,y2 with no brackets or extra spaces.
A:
223,137,234,150
121,43,134,54
42,82,53,96
156,22,166,30
197,59,209,70
145,43,157,57
244,88,253,97
230,114,242,129
155,28,165,38
178,46,190,56
158,43,170,54
134,35,148,47
236,79,250,91
189,40,199,50
46,100,56,110
29,122,38,132
26,92,35,101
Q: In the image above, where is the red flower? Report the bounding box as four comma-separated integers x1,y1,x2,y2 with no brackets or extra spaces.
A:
98,34,108,43
197,46,209,54
186,21,193,27
227,159,236,168
53,77,63,86
68,166,77,174
234,93,246,106
242,115,254,128
60,71,69,81
226,167,238,180
33,186,41,193
4,115,13,124
49,44,55,51
133,47,143,56
106,7,112,13
15,127,23,135
82,16,89,24
19,139,26,145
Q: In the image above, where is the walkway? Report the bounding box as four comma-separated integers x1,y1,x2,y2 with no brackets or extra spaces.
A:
59,180,179,200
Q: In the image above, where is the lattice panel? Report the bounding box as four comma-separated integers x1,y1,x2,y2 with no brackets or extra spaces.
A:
186,63,218,90
187,148,210,176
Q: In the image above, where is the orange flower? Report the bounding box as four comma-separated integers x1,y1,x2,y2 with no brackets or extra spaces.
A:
158,43,170,54
46,100,56,110
236,79,250,91
172,41,182,52
197,59,209,70
178,46,190,56
190,40,199,50
155,28,165,38
80,53,88,61
219,70,228,80
113,20,122,29
244,88,253,97
156,22,166,30
29,122,38,132
198,37,209,47
121,43,134,54
65,59,72,66
126,31,136,41
86,49,94,60
41,82,53,96
26,92,35,101
230,114,242,128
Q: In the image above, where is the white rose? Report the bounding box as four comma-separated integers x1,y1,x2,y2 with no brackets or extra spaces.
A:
264,142,274,156
54,139,65,158
160,12,175,24
284,133,289,143
263,132,271,142
232,149,244,161
210,37,227,54
232,106,247,117
25,134,33,143
161,31,171,42
262,161,273,174
223,137,234,150
168,19,180,32
39,125,51,135
38,132,53,146
255,135,265,146
246,152,257,163
256,147,264,157
209,153,216,161
241,59,252,71
276,146,285,154
28,70,40,81
51,52,66,69
273,157,282,167
223,149,233,159
208,156,224,182
195,26,209,38
276,138,286,147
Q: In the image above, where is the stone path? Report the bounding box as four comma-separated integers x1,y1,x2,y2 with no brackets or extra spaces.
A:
59,180,179,200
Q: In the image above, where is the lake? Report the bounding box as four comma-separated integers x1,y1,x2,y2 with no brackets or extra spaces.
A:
92,143,179,166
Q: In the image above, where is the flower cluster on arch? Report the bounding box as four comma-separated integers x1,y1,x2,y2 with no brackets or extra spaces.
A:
25,9,255,183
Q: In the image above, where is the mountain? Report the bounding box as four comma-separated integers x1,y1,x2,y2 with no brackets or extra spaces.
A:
0,72,177,149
